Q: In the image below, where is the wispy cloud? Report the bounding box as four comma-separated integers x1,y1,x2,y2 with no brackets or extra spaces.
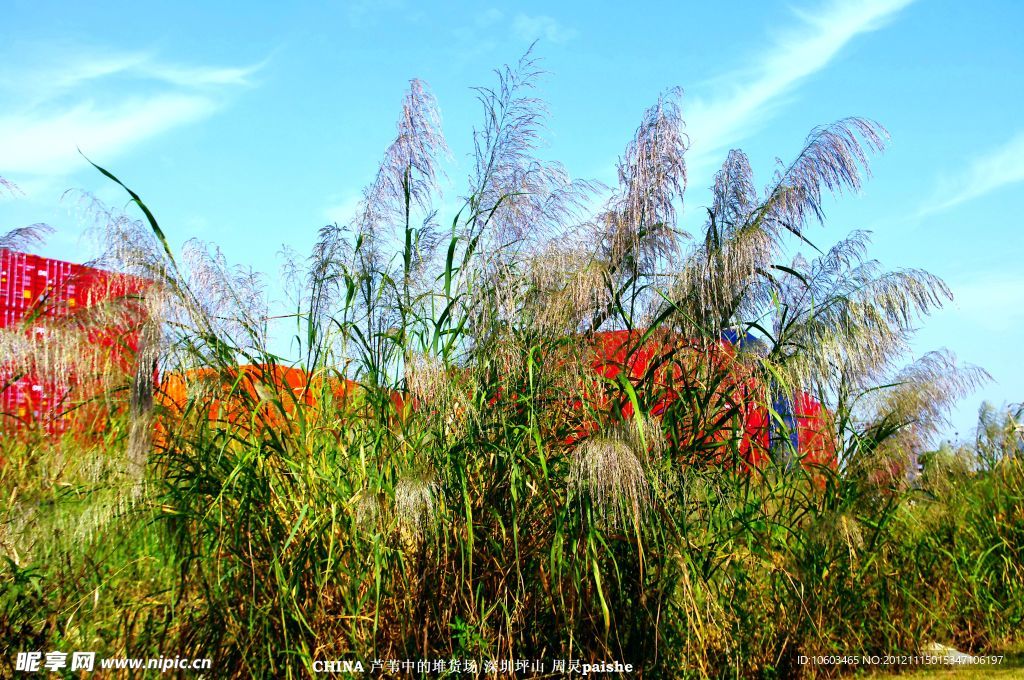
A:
476,8,504,28
511,14,578,44
1,96,218,177
344,0,406,29
918,131,1024,217
323,193,364,226
941,272,1024,333
450,8,505,62
685,0,914,178
450,10,575,65
0,51,260,102
0,49,262,181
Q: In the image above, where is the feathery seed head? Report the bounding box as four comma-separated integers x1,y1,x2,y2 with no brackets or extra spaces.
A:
569,429,651,527
394,474,438,535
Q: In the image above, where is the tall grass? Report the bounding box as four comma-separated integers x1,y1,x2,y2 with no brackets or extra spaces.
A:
2,54,1021,677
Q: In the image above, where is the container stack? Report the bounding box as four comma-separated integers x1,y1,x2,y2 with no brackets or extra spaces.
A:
0,248,149,434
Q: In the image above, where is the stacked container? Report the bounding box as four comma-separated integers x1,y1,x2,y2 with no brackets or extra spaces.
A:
1,248,148,435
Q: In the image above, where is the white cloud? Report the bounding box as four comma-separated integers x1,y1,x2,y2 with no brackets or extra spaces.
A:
512,14,578,44
919,131,1024,216
450,8,505,62
0,51,259,100
476,8,504,28
943,273,1024,333
685,0,914,178
323,194,364,226
345,0,405,29
0,50,261,180
1,95,216,176
139,62,262,88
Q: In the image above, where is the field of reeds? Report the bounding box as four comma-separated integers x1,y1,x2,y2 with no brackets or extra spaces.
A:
2,55,1022,678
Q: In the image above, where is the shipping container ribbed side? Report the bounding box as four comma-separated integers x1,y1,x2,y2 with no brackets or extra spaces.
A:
582,329,838,473
0,248,149,435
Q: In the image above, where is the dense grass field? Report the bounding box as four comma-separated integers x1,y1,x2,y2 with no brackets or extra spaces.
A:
2,56,1022,677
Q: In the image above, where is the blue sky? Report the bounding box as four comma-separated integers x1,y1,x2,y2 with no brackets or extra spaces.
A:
2,0,1022,439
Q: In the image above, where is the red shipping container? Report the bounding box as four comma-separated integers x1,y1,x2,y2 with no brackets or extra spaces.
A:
1,248,149,435
579,329,836,471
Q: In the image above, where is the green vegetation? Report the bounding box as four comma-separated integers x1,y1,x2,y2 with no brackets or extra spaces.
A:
2,55,1022,677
